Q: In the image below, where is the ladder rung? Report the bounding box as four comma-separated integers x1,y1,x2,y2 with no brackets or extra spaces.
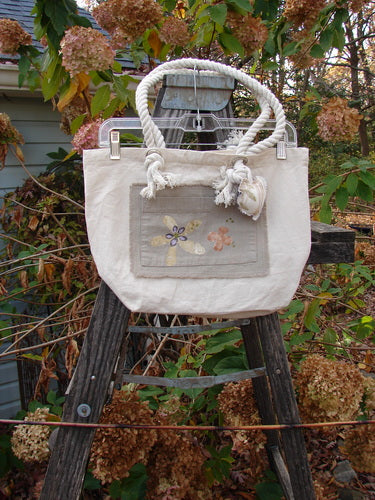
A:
128,319,250,336
122,367,266,389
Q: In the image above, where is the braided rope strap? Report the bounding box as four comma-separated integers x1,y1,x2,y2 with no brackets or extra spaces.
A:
135,58,286,219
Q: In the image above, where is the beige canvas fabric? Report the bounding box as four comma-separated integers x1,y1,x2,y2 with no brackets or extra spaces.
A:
83,146,310,318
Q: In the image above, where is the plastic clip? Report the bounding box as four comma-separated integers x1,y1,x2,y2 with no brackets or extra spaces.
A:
110,130,120,160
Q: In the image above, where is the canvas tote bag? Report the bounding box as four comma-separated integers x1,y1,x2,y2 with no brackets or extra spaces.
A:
83,58,311,318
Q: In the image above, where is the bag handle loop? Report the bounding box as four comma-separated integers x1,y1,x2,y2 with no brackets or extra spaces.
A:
135,58,286,219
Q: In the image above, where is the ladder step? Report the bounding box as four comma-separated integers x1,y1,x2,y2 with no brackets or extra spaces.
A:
128,319,250,336
122,367,266,389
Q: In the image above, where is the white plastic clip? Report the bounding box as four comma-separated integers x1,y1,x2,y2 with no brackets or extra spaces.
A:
110,130,120,160
277,140,287,160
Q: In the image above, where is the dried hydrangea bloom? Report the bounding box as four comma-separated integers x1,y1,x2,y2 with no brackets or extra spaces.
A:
0,18,32,55
342,425,375,473
296,355,364,422
90,390,157,484
159,17,190,47
72,119,103,155
218,379,268,481
284,0,327,29
317,97,362,143
0,112,24,168
362,376,375,414
60,26,115,77
93,0,163,44
11,407,52,462
146,413,209,499
227,12,268,55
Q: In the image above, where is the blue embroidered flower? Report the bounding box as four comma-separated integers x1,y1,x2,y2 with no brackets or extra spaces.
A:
151,216,206,266
165,225,188,246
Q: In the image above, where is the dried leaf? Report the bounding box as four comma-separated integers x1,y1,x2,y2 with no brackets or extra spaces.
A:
44,263,55,282
12,206,24,227
148,29,163,58
65,338,80,379
28,215,39,231
13,143,24,163
62,258,74,294
37,258,45,282
19,270,29,288
34,358,58,400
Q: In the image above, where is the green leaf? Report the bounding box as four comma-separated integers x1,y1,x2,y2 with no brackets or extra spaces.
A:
212,355,248,374
208,3,227,25
18,55,31,87
229,0,253,11
359,170,375,190
109,463,147,500
219,33,244,57
323,328,337,354
45,2,69,35
332,26,345,51
304,299,321,332
310,44,325,58
345,172,358,195
165,0,177,11
282,41,298,57
319,202,332,224
319,29,334,51
357,180,373,202
70,115,86,135
335,186,349,211
205,329,242,354
255,480,284,499
83,471,101,491
91,85,111,117
262,60,278,71
112,60,123,74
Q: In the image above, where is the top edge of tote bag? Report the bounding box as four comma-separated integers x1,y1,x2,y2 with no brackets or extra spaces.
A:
83,58,311,318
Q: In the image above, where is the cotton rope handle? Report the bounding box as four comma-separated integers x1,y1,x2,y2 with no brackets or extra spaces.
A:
135,58,286,219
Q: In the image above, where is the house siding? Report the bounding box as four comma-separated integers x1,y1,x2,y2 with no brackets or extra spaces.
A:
0,94,72,195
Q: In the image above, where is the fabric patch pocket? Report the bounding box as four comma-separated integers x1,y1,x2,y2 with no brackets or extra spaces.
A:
130,185,269,278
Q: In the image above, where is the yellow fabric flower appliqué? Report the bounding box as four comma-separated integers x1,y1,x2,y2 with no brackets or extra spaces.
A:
151,215,206,266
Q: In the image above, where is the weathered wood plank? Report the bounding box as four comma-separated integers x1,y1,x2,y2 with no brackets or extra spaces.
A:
308,221,355,264
241,322,295,499
257,313,316,500
40,281,130,500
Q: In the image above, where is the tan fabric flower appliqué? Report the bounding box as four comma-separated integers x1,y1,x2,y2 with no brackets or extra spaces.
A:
207,226,233,251
151,215,206,266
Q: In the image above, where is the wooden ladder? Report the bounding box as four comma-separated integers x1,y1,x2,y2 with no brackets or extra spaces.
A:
40,75,355,500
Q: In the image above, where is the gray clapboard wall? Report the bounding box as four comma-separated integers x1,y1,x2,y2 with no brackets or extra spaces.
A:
0,94,72,195
0,345,21,418
0,95,72,417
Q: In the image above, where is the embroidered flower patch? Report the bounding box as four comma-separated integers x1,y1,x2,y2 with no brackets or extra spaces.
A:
207,226,233,251
151,215,206,266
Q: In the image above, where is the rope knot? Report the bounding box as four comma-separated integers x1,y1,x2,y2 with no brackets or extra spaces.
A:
214,157,267,220
140,149,175,199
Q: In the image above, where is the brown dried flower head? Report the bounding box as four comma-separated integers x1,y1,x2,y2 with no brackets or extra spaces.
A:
342,425,375,473
159,17,190,47
227,12,268,55
218,379,268,481
284,0,327,30
0,112,24,168
0,18,32,55
90,389,157,484
317,97,362,143
146,412,209,499
11,407,52,462
296,355,364,422
93,0,163,46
